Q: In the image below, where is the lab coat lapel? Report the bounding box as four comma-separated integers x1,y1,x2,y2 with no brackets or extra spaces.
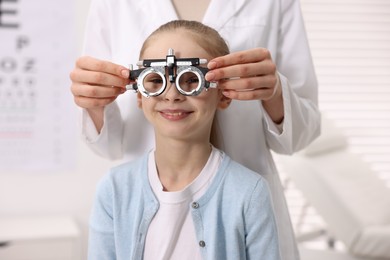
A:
137,0,248,33
203,0,248,30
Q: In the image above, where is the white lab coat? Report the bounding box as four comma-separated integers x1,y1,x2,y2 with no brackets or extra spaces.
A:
82,0,321,259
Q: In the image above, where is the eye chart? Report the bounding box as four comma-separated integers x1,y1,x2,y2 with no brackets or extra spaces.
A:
0,0,77,171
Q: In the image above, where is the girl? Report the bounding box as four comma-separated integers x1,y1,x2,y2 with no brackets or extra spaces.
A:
88,20,280,260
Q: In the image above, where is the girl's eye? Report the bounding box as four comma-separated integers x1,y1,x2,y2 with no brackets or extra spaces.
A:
178,72,200,92
187,77,199,84
149,78,163,84
143,73,164,92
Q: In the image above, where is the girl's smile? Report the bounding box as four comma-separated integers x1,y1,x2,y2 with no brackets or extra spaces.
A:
159,109,193,121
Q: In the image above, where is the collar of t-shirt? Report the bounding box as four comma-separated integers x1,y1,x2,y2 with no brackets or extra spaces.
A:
147,146,222,203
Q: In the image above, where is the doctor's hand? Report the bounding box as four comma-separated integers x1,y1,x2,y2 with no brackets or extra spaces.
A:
205,48,284,123
70,56,130,109
70,56,130,131
205,48,281,101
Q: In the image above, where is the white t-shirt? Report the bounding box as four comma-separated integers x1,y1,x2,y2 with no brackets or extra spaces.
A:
143,147,222,260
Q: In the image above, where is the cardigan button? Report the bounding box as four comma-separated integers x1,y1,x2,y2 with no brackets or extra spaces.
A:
192,202,199,209
199,240,206,247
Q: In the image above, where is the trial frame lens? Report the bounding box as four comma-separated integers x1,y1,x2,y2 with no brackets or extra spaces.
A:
137,66,166,97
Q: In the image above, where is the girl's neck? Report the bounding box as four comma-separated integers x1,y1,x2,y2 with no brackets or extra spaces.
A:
154,139,212,192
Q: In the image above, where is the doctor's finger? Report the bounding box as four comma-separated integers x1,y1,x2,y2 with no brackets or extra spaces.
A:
206,60,276,81
217,74,277,92
71,83,125,99
70,69,129,87
208,48,271,69
75,56,130,79
222,87,275,101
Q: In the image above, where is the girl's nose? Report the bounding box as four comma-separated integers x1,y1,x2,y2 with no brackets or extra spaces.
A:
163,82,185,101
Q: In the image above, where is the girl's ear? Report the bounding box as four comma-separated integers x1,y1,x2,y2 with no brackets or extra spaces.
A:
217,93,232,110
136,92,142,108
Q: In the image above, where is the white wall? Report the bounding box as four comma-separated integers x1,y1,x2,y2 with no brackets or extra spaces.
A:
282,0,390,249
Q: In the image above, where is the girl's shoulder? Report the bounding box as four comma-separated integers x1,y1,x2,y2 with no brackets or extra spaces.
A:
204,152,270,202
109,155,147,178
97,154,149,192
220,153,266,186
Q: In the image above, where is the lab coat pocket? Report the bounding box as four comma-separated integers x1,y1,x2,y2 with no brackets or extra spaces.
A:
220,15,272,52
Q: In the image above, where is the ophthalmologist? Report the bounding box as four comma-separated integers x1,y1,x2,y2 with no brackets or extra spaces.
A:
70,0,321,259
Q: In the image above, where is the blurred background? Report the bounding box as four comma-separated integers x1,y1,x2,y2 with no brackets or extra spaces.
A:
0,0,389,259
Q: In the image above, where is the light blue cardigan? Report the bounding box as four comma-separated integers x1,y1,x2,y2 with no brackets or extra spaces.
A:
88,152,281,260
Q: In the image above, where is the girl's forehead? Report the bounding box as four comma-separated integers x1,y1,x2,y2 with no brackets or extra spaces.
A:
142,32,212,60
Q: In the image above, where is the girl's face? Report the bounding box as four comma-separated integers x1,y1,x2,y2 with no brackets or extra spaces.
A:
137,30,230,144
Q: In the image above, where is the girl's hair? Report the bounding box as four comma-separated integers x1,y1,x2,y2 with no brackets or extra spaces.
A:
140,20,230,59
140,20,230,150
